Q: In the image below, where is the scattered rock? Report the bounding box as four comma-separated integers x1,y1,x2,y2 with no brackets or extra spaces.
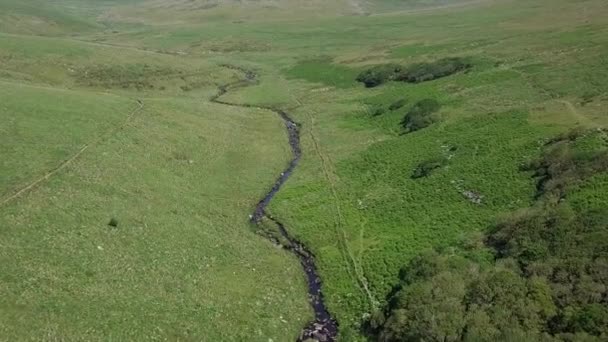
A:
452,180,484,204
461,190,484,204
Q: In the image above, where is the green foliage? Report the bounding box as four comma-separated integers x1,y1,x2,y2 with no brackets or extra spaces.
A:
285,59,360,88
372,252,554,342
487,206,608,338
522,129,608,200
388,98,407,111
108,217,119,227
369,105,387,116
1,85,311,340
374,206,608,340
274,107,546,333
367,98,406,118
356,64,402,88
371,130,608,341
401,99,441,132
4,0,608,340
76,64,181,90
411,157,446,179
0,84,133,194
356,58,471,88
396,57,472,84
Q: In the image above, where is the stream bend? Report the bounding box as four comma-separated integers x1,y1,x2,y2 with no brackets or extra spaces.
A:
210,65,338,342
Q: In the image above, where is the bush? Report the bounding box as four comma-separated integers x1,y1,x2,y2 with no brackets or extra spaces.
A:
411,157,446,179
544,126,588,145
388,98,407,111
368,105,386,117
356,57,471,87
108,217,118,227
522,129,608,199
401,99,441,132
396,57,472,84
356,64,402,88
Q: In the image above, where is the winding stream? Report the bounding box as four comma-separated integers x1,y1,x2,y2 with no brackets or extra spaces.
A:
210,66,338,342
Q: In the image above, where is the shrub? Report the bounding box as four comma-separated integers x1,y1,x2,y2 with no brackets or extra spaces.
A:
370,106,386,116
544,126,588,145
396,57,472,84
388,98,407,111
108,218,118,227
581,91,598,106
411,157,446,179
401,99,441,132
522,129,608,199
356,64,402,88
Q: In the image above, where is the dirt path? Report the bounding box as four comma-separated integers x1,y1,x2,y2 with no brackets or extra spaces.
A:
303,110,376,309
0,100,144,207
211,66,338,342
0,32,177,57
510,67,595,127
555,99,595,127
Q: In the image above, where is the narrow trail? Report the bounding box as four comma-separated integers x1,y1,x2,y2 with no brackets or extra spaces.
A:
0,32,177,57
303,111,376,309
0,100,144,207
555,99,595,127
510,67,595,127
210,65,338,342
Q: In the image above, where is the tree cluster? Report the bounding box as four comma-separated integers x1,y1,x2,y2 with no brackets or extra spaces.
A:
522,128,608,200
356,64,403,88
369,129,608,342
401,99,441,132
396,57,472,84
356,57,472,88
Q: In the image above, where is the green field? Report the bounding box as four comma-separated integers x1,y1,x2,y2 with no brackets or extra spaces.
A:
1,0,607,340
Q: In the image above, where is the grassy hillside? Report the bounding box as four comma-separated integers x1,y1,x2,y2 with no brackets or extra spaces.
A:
0,83,137,196
1,0,607,340
0,95,311,340
0,8,310,340
368,0,482,12
0,0,95,35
